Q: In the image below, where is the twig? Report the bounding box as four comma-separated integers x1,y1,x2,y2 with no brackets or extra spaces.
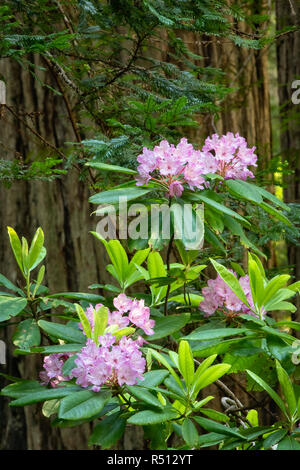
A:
5,104,66,160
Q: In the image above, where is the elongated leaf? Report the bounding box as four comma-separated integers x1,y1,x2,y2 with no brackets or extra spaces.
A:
178,340,194,387
182,418,199,447
49,292,104,303
183,327,247,341
0,274,23,295
28,227,44,271
255,185,290,211
7,227,23,274
246,370,288,418
1,380,45,398
58,390,111,420
127,407,178,425
262,275,290,308
225,179,263,204
12,319,41,349
263,429,288,449
275,360,297,418
192,194,250,227
86,161,137,175
75,304,92,339
38,320,85,344
259,201,292,226
147,251,167,304
149,349,183,389
248,253,265,310
127,385,163,409
9,386,82,406
89,187,152,205
193,364,231,395
93,305,109,343
146,313,190,341
210,259,251,309
169,294,204,307
277,436,300,450
0,296,27,322
199,408,230,423
89,412,126,448
137,370,169,388
193,416,247,440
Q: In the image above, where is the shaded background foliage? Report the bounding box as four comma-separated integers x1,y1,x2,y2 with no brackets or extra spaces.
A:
0,0,299,449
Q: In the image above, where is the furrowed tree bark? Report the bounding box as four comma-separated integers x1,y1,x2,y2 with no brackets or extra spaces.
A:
276,0,300,324
0,56,112,450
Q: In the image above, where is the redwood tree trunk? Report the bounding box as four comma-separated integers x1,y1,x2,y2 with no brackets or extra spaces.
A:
276,0,300,322
0,56,111,450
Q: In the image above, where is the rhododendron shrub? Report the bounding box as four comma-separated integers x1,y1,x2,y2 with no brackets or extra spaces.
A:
1,133,300,451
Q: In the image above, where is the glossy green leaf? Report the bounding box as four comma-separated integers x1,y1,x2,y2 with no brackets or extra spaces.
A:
38,320,85,343
58,390,111,420
146,313,190,341
89,187,152,205
127,385,164,409
89,412,126,448
12,319,41,349
182,418,199,447
127,407,178,425
86,161,137,174
9,386,81,406
246,370,288,418
275,360,297,418
0,296,27,322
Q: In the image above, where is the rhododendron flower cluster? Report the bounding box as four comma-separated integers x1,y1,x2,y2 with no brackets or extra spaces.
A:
71,334,146,392
200,271,264,318
40,294,154,392
202,132,257,180
81,293,155,336
135,133,257,197
40,353,72,387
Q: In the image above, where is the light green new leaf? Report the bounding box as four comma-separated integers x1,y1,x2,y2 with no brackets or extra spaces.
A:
210,259,251,309
75,304,92,339
275,360,297,418
149,349,183,389
93,305,109,343
28,227,44,271
7,227,24,274
192,364,231,397
178,340,194,387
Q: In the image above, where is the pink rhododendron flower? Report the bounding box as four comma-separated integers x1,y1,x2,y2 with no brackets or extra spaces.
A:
71,335,146,391
79,294,155,337
135,133,257,196
40,294,155,392
200,272,264,319
202,132,257,180
39,353,72,387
